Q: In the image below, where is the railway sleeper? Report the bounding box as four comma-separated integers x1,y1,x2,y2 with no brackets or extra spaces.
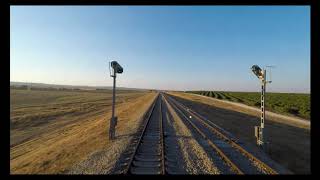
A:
165,148,179,154
139,143,160,149
138,146,160,150
136,150,161,156
144,130,160,133
133,160,161,167
165,150,179,155
134,155,161,162
165,160,179,167
164,143,179,148
165,151,179,157
166,167,186,175
165,155,179,163
135,151,161,157
142,136,160,141
130,167,161,174
165,147,180,153
140,140,160,144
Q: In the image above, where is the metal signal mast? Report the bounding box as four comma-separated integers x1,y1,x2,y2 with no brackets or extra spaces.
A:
251,65,273,147
109,61,123,140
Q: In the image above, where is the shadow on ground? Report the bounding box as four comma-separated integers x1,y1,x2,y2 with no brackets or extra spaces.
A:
169,94,310,174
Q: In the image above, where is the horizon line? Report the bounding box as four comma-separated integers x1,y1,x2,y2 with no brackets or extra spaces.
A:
10,81,310,94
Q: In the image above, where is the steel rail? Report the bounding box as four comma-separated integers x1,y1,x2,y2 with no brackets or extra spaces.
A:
159,94,166,174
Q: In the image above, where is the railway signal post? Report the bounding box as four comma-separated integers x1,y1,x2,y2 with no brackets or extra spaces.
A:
251,65,272,148
109,61,123,140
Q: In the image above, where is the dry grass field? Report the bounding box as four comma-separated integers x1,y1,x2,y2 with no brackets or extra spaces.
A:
10,88,157,174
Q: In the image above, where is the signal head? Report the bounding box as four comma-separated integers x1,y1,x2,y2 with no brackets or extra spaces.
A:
111,61,123,74
251,65,263,79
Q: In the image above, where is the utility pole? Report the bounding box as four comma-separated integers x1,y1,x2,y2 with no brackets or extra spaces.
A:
109,61,123,140
110,68,117,140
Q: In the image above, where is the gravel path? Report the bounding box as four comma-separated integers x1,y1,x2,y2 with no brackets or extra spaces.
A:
68,138,130,174
163,97,221,174
160,96,187,174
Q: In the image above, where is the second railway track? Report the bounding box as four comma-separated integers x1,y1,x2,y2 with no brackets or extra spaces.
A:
163,93,279,174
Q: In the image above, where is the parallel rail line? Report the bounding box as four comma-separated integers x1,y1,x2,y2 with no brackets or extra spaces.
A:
164,94,278,174
163,94,243,174
185,104,278,174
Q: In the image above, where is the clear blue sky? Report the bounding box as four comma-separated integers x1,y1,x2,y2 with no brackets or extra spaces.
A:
10,6,310,93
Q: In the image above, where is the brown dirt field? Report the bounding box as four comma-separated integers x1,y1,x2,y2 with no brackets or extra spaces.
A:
167,92,310,174
67,93,158,174
10,90,157,174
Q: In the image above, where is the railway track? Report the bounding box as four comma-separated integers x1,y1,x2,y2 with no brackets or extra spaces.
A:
121,95,165,174
117,94,188,174
163,93,278,175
